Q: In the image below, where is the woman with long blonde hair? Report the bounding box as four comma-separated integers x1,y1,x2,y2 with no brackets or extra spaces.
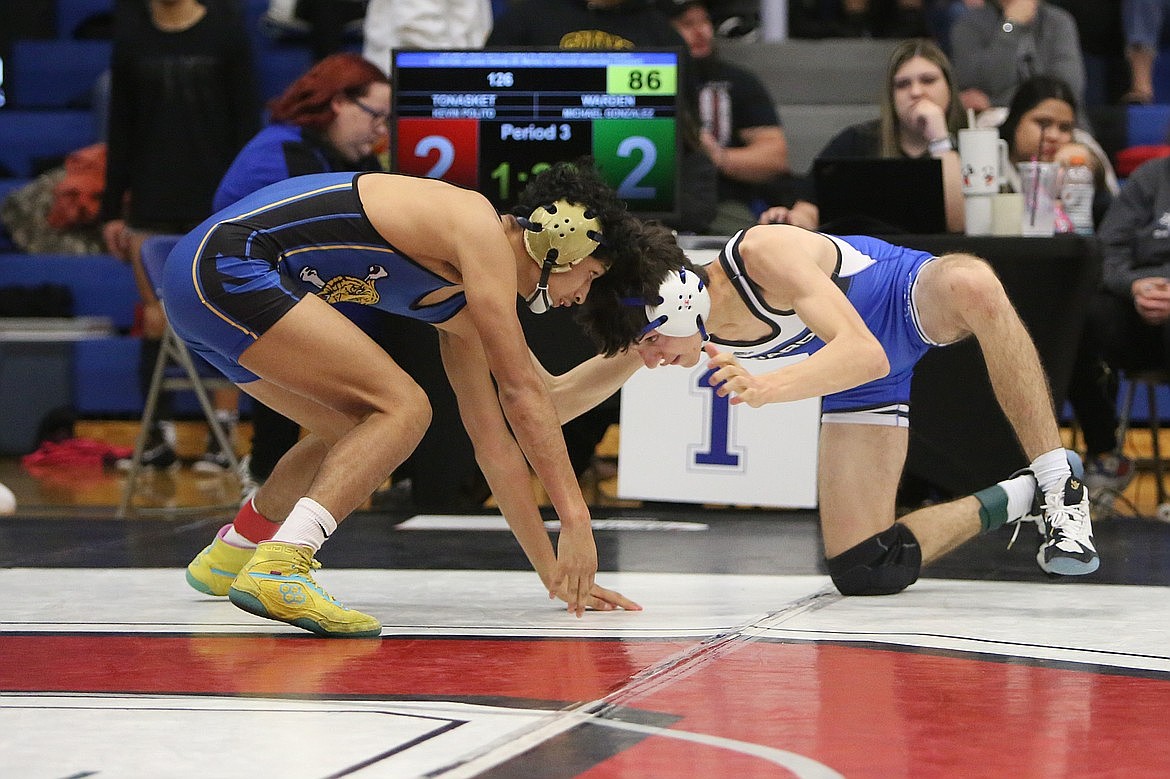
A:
761,38,966,232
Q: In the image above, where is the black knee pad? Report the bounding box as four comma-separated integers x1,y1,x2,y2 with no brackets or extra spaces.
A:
825,523,922,596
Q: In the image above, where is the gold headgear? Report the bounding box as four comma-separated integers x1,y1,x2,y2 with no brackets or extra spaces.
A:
522,200,604,272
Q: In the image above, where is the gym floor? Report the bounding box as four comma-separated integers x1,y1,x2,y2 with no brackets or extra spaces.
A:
2,427,1170,778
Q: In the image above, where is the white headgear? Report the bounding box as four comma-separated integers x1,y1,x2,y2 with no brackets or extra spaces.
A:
520,200,605,314
638,268,710,340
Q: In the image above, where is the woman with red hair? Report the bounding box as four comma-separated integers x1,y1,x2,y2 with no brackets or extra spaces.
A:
214,53,390,213
208,53,390,482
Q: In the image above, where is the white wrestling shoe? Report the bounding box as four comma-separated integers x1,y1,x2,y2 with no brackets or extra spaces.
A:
1034,474,1099,575
1006,451,1097,575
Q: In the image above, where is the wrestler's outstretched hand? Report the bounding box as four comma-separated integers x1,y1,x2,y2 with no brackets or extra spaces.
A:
548,521,642,615
549,520,598,617
551,580,643,613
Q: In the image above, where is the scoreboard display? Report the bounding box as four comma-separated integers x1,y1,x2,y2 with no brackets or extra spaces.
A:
391,49,681,220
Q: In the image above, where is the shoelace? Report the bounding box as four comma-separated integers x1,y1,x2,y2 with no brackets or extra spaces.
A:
289,554,346,605
1042,491,1094,546
1007,518,1023,549
283,551,323,575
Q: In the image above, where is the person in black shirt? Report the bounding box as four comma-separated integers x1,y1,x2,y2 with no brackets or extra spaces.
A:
489,0,683,50
662,0,817,233
760,38,965,233
101,0,259,469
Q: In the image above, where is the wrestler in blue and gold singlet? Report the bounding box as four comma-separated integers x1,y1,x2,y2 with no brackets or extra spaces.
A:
162,172,467,383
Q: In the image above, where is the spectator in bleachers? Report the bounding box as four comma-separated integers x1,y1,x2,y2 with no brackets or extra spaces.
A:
362,0,492,75
1121,0,1169,104
760,38,965,233
996,74,1123,502
489,0,682,49
1,144,107,255
661,0,816,233
1063,152,1170,508
790,0,931,38
213,52,389,492
996,75,1127,505
997,74,1119,220
101,0,259,469
1048,0,1126,106
927,0,981,54
950,0,1085,114
260,0,367,61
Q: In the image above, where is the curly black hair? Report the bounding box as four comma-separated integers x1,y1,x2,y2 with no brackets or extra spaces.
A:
516,159,701,355
513,158,635,266
576,219,703,356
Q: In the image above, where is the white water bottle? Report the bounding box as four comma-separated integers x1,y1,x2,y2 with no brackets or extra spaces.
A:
1060,156,1095,236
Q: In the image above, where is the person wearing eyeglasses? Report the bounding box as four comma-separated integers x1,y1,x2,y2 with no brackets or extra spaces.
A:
214,53,390,213
211,53,390,488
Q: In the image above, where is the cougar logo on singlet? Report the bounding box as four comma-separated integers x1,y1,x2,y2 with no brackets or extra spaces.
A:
300,264,388,305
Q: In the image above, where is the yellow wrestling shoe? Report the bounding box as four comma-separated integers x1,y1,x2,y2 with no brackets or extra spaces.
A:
185,524,256,596
227,542,382,638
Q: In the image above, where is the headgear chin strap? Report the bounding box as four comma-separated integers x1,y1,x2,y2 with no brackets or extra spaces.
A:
622,268,711,341
519,199,605,314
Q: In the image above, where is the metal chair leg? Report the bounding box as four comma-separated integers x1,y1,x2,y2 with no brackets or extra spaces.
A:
169,327,240,474
1148,380,1166,506
117,324,240,517
116,336,172,518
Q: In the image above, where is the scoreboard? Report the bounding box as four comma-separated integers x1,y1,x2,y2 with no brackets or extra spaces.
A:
391,49,681,219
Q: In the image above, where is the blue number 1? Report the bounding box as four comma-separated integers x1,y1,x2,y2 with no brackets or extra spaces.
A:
693,367,739,467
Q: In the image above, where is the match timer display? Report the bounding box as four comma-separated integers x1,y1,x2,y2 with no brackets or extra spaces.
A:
392,49,680,218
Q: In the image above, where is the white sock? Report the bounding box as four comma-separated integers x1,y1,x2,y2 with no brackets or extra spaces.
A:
271,497,338,552
999,472,1038,520
223,527,257,549
1030,448,1072,495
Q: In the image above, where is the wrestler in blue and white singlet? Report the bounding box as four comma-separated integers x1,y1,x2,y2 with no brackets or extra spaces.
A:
713,228,951,427
162,172,467,383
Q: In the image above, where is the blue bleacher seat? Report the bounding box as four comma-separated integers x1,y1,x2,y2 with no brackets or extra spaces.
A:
0,110,98,178
0,253,138,331
0,251,141,416
257,45,314,102
57,0,114,39
73,337,142,415
9,40,112,109
1128,105,1170,148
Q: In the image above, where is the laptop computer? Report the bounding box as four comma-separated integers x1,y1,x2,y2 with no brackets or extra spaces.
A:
813,157,947,234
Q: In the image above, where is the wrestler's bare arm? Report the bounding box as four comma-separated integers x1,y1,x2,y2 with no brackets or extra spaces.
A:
530,349,644,424
440,330,639,612
438,330,558,580
362,177,590,523
427,190,606,615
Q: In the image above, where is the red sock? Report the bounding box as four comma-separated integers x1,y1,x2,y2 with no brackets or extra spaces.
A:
232,498,281,543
